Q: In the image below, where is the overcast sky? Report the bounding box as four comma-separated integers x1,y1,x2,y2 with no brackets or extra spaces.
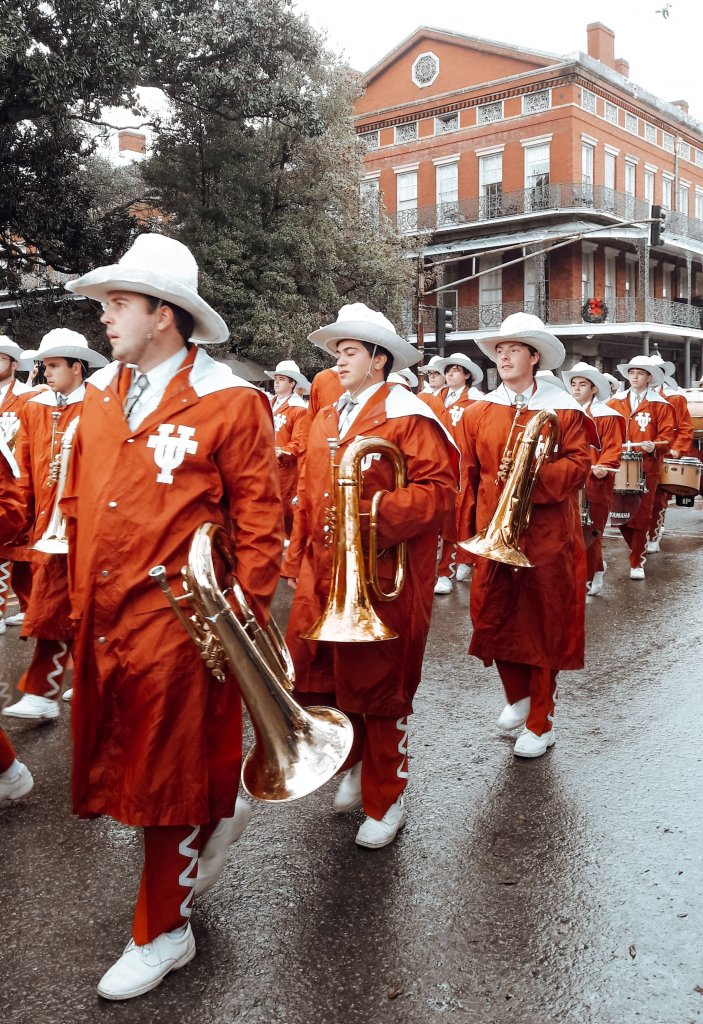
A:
293,0,702,121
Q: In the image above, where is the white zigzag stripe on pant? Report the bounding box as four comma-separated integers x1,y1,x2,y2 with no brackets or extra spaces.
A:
44,642,68,699
395,716,409,780
0,560,10,613
178,825,201,918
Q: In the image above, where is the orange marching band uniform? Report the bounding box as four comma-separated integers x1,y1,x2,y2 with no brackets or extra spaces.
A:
265,360,310,537
647,359,695,551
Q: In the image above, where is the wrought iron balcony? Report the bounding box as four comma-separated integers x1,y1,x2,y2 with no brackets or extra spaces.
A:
393,184,703,245
414,297,703,335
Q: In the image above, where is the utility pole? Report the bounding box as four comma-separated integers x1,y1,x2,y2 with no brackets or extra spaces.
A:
416,256,425,359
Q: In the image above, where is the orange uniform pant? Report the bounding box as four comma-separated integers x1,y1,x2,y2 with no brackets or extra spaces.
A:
0,727,17,773
133,822,218,944
496,660,557,737
296,690,408,820
19,639,71,700
0,560,32,616
648,487,670,542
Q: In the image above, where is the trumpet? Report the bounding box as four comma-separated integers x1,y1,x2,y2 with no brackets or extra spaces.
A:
33,417,80,555
150,523,353,802
460,409,559,569
302,436,407,643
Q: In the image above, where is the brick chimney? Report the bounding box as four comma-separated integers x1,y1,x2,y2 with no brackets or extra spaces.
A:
614,58,630,78
118,130,146,156
587,23,616,71
672,99,689,114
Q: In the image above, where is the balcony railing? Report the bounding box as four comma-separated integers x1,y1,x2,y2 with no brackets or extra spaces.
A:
393,184,703,245
415,297,703,335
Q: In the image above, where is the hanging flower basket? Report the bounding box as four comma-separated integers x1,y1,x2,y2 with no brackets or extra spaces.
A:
582,297,608,324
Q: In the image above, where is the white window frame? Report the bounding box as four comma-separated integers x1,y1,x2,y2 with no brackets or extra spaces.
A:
479,253,502,307
581,242,597,303
479,151,503,220
604,247,618,310
435,160,459,225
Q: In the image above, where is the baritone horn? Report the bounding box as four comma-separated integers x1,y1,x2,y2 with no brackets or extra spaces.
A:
33,417,80,555
302,435,407,643
149,523,353,803
460,409,559,569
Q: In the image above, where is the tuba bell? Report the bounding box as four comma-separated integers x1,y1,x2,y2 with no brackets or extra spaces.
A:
150,523,353,803
302,435,407,643
460,408,559,569
33,416,80,555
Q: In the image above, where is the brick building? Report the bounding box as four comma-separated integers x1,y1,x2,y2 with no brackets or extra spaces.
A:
355,23,703,387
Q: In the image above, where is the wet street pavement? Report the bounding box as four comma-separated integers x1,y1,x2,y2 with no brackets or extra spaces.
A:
1,505,702,1024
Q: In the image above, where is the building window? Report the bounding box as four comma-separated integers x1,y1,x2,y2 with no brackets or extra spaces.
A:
604,102,618,125
479,253,502,310
678,183,689,216
436,162,459,225
695,190,703,221
581,89,596,114
479,152,503,219
395,122,418,145
624,161,636,196
696,149,703,168
435,112,459,134
524,143,550,210
360,177,381,222
605,250,617,310
523,90,550,114
662,265,673,299
677,267,688,300
679,141,691,162
625,259,637,302
412,52,440,88
581,245,595,302
644,169,655,205
625,112,638,134
662,132,675,153
581,143,594,203
359,130,379,151
396,170,418,232
645,123,657,144
662,176,673,209
477,101,503,125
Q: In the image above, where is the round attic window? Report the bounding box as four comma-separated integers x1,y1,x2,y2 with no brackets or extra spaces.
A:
412,52,439,89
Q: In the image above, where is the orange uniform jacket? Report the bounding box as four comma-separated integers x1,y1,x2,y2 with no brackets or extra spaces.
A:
62,347,284,827
663,390,695,455
585,400,626,507
285,383,458,717
0,379,33,562
455,383,592,671
273,393,309,511
606,389,676,531
0,441,24,543
16,387,83,640
308,367,344,419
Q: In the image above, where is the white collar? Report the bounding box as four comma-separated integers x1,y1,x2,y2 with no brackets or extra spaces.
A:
339,380,384,412
481,379,582,411
30,383,85,407
135,346,188,393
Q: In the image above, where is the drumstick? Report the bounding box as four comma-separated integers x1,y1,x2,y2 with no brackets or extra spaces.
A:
624,441,670,447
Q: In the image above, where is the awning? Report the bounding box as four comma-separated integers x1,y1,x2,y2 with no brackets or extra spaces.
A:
421,220,648,258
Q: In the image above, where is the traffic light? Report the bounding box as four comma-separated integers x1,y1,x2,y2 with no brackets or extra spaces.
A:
650,204,666,246
435,307,455,351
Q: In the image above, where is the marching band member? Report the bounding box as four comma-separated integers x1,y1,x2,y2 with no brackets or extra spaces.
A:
646,358,694,552
603,372,620,396
62,233,283,1000
416,355,447,414
0,337,34,631
562,362,625,596
283,303,458,848
308,364,344,417
455,314,592,758
0,432,34,802
388,367,419,391
432,352,484,592
2,330,107,722
265,360,310,537
607,356,675,579
535,369,568,391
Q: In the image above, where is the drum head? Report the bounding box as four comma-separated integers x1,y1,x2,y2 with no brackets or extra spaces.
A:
609,492,643,526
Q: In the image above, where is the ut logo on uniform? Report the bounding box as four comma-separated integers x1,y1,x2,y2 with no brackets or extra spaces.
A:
0,411,18,439
449,406,464,427
635,411,651,432
274,412,287,432
147,424,198,484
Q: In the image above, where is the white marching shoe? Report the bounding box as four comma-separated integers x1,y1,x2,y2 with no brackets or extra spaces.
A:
333,762,362,814
645,539,660,553
0,761,34,801
355,796,407,849
514,728,556,759
496,697,530,732
4,611,25,626
629,567,645,580
434,576,452,595
97,924,196,1000
455,564,471,582
194,797,252,898
61,688,73,702
2,694,59,720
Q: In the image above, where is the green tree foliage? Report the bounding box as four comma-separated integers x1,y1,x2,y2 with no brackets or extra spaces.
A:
0,0,321,279
145,60,419,371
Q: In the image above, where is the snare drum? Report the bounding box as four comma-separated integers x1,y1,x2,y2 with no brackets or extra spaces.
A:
613,450,645,493
659,457,702,496
682,388,703,438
